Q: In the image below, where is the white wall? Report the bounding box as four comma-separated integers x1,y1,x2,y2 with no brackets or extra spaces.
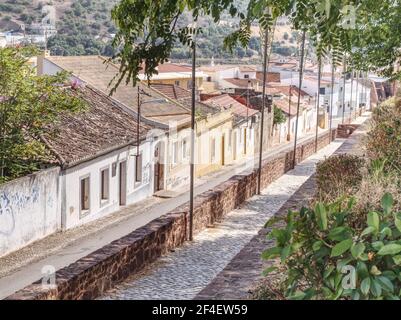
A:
62,141,153,230
0,167,61,257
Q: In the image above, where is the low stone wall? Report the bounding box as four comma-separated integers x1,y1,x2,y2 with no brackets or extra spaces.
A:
6,129,336,300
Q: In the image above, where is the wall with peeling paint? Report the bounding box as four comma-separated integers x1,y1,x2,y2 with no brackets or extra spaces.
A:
0,167,61,257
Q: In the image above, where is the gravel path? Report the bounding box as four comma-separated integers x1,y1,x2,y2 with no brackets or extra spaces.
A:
101,138,346,300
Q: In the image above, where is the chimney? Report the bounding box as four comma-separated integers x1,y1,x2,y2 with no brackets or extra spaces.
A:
37,50,50,76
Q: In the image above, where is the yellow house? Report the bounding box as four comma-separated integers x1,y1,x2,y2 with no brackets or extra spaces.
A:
149,83,234,179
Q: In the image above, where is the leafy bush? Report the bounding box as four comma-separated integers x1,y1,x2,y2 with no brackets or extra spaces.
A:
366,96,401,174
316,154,365,202
263,193,401,300
273,105,286,126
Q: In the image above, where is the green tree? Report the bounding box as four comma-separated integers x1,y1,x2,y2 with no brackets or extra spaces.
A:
273,105,286,125
110,0,401,89
0,47,86,183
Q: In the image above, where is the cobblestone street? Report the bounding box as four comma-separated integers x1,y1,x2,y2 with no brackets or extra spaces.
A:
101,138,345,300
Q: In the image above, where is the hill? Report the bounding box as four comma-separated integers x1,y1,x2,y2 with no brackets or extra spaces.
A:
0,0,298,61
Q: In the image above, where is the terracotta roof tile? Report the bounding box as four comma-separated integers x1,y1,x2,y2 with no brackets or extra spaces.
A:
43,85,152,167
203,94,258,118
46,56,191,126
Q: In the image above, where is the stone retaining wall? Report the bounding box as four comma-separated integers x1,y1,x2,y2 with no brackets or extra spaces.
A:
6,129,337,300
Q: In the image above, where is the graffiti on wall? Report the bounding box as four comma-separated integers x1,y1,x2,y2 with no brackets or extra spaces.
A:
0,184,40,236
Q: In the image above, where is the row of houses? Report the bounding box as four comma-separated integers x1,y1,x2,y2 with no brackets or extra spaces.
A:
32,53,269,232
3,51,383,257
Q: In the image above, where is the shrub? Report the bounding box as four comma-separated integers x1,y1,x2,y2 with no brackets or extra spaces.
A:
366,96,401,174
316,154,365,202
263,193,401,300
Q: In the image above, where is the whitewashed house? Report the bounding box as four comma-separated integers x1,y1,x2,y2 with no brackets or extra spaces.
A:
42,85,157,229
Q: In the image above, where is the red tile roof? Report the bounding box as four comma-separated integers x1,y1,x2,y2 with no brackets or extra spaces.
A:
203,94,258,118
140,63,192,74
223,78,261,88
150,83,191,100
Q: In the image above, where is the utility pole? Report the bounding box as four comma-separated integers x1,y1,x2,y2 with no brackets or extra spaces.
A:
342,56,347,124
257,25,270,195
349,69,354,123
189,25,197,241
315,59,321,153
137,86,141,157
292,30,306,169
287,84,292,141
355,70,360,117
329,60,335,141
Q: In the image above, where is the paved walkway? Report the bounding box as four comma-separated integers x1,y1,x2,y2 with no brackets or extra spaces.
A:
197,119,369,299
100,136,347,300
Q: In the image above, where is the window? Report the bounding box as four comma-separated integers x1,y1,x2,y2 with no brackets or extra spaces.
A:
100,168,109,201
135,154,143,183
228,130,232,149
80,176,90,213
182,139,188,160
207,76,212,82
244,74,250,79
319,87,326,95
175,80,180,86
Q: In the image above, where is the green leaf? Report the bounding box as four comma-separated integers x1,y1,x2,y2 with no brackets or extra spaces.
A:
261,247,281,260
262,266,277,276
371,241,384,251
287,291,306,300
351,243,365,259
315,202,328,231
328,227,350,242
280,245,291,262
380,227,392,238
331,239,353,257
357,261,369,278
393,255,401,265
312,240,323,251
370,265,382,276
377,243,401,256
394,213,401,233
381,193,393,215
377,276,394,293
361,277,371,296
323,265,335,279
361,226,376,237
367,212,380,231
370,279,382,297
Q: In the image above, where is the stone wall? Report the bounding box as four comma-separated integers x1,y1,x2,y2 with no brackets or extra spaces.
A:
7,129,336,300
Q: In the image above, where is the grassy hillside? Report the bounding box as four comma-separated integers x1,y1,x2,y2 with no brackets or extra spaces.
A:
0,0,297,60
